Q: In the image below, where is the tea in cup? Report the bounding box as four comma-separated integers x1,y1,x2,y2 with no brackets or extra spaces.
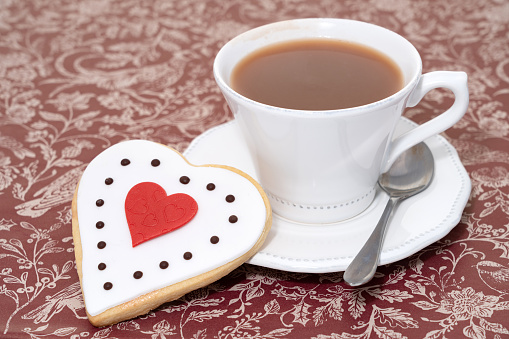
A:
213,18,469,224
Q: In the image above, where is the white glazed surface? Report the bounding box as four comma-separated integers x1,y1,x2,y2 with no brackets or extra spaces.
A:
76,140,268,315
214,18,468,224
184,118,471,273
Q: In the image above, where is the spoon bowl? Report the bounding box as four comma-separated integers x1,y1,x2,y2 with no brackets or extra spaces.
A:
343,142,435,286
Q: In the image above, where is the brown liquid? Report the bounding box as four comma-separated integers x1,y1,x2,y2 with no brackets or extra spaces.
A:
231,39,404,110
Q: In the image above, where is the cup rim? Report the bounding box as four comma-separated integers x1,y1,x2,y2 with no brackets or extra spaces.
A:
213,18,423,117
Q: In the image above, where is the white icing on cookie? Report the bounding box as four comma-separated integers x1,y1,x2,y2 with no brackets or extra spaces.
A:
75,140,268,316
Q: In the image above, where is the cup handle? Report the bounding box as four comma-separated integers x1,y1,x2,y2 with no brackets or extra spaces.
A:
382,71,469,173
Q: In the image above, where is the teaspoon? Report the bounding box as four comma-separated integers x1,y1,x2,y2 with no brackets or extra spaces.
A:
343,142,435,286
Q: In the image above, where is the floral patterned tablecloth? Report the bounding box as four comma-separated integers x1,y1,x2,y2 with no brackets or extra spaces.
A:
1,0,509,338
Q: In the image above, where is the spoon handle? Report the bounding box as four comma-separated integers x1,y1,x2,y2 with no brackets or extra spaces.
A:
343,196,399,286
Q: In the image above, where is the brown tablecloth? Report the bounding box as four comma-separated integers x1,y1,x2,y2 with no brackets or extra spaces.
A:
1,0,509,338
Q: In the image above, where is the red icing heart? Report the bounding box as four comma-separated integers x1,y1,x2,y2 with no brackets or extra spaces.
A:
125,182,198,247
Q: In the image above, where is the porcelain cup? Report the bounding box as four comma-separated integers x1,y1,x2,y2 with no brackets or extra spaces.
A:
213,18,469,224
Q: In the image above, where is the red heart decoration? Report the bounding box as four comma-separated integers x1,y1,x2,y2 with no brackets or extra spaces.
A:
125,182,198,247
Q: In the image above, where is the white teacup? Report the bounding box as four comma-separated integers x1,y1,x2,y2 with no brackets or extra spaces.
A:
213,18,468,224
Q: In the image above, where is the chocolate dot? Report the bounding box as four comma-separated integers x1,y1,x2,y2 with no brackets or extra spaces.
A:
103,282,113,290
96,199,104,207
159,261,169,269
183,252,192,260
226,195,235,203
121,158,130,166
180,176,190,184
210,236,219,244
151,159,160,167
98,263,106,270
96,221,105,229
206,183,216,191
133,271,143,279
105,178,113,185
229,215,238,223
97,241,106,249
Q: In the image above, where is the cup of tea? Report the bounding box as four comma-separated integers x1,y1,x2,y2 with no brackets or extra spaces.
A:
213,18,468,224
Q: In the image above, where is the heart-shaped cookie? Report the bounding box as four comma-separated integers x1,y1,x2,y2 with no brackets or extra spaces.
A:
72,140,271,327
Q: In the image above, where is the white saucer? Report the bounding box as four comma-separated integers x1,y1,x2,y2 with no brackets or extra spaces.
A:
183,118,471,273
